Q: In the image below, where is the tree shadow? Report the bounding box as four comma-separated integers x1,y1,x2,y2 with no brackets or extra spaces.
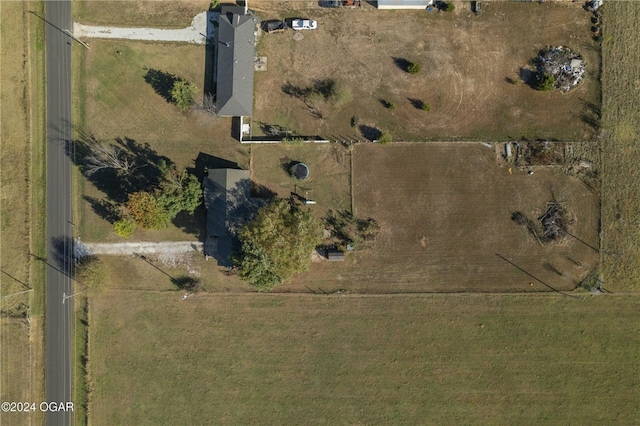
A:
71,132,172,203
171,275,202,292
50,235,74,278
251,182,276,199
282,81,310,100
187,152,240,181
143,68,179,103
392,57,411,73
280,156,298,174
378,98,393,109
408,98,424,110
358,125,382,141
82,195,121,223
520,67,538,89
172,204,207,241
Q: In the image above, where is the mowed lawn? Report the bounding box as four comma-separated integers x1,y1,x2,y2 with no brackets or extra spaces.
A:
278,143,599,293
253,2,600,141
75,39,248,242
250,143,352,220
600,3,640,289
89,292,640,425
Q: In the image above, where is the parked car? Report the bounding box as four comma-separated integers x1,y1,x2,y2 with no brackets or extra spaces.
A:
321,0,341,7
291,19,318,30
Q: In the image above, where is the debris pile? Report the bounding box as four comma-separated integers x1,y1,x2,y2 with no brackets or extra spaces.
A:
539,202,570,243
536,47,585,92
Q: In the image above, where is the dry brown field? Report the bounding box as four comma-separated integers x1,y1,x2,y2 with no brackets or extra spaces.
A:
75,0,204,28
88,291,640,425
253,1,600,141
275,143,599,293
0,2,45,424
600,2,640,289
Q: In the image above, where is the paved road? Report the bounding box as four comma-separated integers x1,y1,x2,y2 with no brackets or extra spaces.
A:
45,1,73,425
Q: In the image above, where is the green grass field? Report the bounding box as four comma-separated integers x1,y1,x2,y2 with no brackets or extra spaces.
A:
89,292,640,425
600,3,640,289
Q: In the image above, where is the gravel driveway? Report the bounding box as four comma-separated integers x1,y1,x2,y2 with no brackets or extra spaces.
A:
73,11,216,44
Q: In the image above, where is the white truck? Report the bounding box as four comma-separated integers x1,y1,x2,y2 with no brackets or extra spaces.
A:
291,19,318,30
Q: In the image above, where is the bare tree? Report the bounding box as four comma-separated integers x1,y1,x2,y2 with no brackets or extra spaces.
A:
84,143,137,176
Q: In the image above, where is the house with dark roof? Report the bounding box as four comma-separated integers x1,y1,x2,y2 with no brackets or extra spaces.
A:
203,168,251,266
216,6,260,117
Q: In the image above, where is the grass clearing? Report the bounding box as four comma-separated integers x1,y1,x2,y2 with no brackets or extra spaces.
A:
74,0,205,28
0,1,46,424
89,291,640,425
600,2,640,289
96,254,252,293
253,2,600,141
250,143,352,219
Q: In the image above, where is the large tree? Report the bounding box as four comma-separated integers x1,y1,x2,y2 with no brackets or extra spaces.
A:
84,142,137,176
235,198,323,290
126,191,170,229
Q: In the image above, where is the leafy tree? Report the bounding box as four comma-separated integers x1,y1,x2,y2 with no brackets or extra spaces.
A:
158,167,202,217
235,198,323,290
421,102,431,112
171,80,197,112
378,132,392,145
235,240,283,291
127,191,170,229
113,218,136,238
536,73,556,91
407,61,421,74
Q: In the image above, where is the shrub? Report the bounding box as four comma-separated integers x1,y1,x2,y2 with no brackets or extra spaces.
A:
421,102,431,112
536,73,556,91
388,102,396,110
444,2,455,12
171,79,196,112
407,62,421,74
113,218,136,238
378,132,392,145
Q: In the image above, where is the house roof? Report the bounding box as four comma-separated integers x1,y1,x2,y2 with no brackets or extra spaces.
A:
216,8,259,117
203,168,251,266
204,168,251,238
377,0,433,9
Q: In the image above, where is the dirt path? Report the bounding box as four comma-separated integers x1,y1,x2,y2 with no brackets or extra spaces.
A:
77,240,203,257
73,11,215,44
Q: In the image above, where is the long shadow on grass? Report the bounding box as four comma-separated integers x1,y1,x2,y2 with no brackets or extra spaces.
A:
82,196,120,223
70,131,172,204
359,125,382,141
143,68,180,103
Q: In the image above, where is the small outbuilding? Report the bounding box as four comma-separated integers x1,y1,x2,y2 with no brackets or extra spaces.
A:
325,249,345,261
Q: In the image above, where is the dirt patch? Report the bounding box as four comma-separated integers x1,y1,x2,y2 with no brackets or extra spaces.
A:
253,2,600,141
